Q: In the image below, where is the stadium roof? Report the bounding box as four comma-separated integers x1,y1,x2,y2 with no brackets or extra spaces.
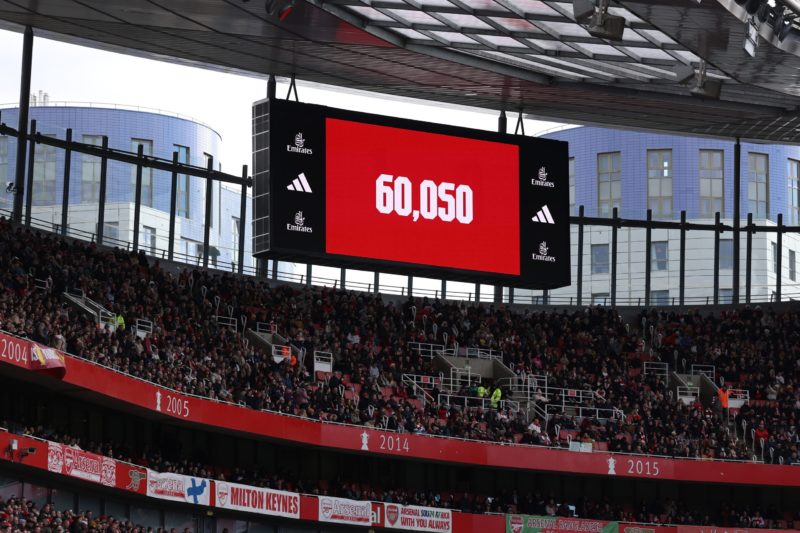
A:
2,0,800,142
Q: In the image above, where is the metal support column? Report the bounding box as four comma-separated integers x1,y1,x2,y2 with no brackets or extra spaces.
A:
679,210,686,305
24,120,37,226
340,268,346,291
441,280,447,300
407,276,413,297
60,129,72,236
475,283,480,303
132,144,144,252
96,137,109,245
611,207,618,306
577,205,584,306
373,271,379,294
494,110,507,303
746,213,753,303
733,137,741,303
267,75,277,100
306,263,312,286
202,156,214,268
238,165,248,275
168,152,178,261
645,209,652,306
713,212,720,304
12,26,33,223
776,213,783,302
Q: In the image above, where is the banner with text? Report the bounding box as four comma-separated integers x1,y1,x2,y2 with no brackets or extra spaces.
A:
506,515,618,533
384,504,452,533
214,481,300,519
46,443,115,486
30,342,66,378
146,471,210,506
318,496,372,526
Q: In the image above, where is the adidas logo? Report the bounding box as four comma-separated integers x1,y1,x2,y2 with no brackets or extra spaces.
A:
286,173,313,193
531,205,555,224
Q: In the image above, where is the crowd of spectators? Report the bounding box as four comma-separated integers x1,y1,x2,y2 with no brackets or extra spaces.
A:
4,420,798,529
646,308,800,464
0,217,796,463
0,497,159,533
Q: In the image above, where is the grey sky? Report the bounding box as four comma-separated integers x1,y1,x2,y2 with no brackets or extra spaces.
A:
0,28,562,174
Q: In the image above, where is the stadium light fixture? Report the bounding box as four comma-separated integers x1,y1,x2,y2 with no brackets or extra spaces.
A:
571,0,625,40
674,60,722,99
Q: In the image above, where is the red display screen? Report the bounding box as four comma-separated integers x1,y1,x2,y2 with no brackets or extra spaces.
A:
325,118,521,275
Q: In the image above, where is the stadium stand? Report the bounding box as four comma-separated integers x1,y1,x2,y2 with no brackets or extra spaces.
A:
2,419,798,528
0,216,796,464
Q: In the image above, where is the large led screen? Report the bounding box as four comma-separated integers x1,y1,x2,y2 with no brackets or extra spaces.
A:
252,98,570,289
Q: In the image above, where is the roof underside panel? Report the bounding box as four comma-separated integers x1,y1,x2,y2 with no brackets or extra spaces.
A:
1,0,800,142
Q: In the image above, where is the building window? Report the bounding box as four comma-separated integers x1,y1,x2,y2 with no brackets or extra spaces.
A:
597,152,621,218
651,241,668,271
81,135,103,202
132,139,153,207
790,250,796,281
647,149,672,218
591,293,609,305
569,157,576,216
232,216,241,264
32,135,57,205
719,288,733,304
789,159,800,225
142,225,156,255
650,290,669,305
99,221,119,243
0,136,7,208
772,242,778,274
748,153,769,218
699,149,724,218
591,244,609,274
720,239,733,269
175,145,190,218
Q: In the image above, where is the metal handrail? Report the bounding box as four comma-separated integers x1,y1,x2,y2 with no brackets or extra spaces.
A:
439,393,520,412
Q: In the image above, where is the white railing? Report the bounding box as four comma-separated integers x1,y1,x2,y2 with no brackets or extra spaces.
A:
500,374,549,402
439,393,520,412
728,388,750,408
313,351,333,373
691,364,715,381
464,347,503,361
547,403,624,421
677,385,699,405
215,315,237,332
33,278,50,291
402,373,440,390
408,342,445,358
643,361,668,379
401,375,435,405
134,318,153,339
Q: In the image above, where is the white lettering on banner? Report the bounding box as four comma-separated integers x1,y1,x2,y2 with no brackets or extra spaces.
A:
384,504,452,533
47,443,116,487
318,496,372,525
379,434,410,453
0,333,28,365
215,482,300,519
146,471,187,502
625,458,661,477
165,394,190,418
